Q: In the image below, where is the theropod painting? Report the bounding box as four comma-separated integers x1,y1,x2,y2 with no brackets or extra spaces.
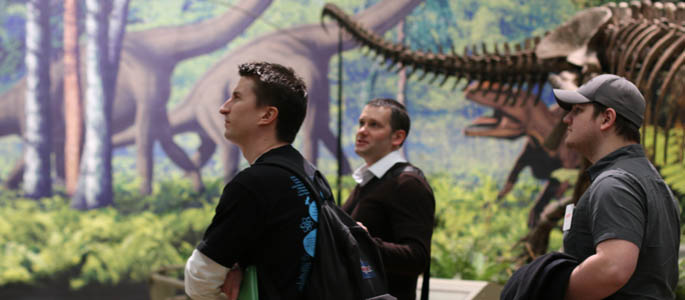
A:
0,0,272,194
463,82,580,228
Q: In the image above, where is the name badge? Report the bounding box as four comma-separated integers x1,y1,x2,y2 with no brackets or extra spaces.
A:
562,204,574,231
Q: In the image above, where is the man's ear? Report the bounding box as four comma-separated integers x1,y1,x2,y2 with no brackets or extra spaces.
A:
391,129,407,148
259,106,279,125
599,108,617,131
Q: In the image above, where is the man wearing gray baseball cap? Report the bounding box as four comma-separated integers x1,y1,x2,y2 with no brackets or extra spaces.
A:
554,74,680,300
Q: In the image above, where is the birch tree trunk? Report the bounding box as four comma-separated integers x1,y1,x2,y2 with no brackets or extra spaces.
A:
64,0,83,196
105,0,129,100
72,0,130,209
23,0,52,199
72,0,113,209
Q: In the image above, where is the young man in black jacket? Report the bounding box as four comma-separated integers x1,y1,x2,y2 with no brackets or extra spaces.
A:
184,62,318,300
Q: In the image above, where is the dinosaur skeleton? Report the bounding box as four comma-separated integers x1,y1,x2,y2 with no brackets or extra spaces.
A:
322,1,685,165
322,1,685,260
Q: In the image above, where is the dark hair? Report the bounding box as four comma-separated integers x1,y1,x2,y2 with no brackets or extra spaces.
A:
366,98,410,146
238,62,308,143
591,102,641,143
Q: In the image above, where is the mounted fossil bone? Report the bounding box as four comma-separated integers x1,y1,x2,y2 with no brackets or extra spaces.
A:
0,0,272,194
323,1,685,261
323,0,685,166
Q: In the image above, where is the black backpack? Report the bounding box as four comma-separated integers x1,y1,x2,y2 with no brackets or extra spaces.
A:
257,155,396,300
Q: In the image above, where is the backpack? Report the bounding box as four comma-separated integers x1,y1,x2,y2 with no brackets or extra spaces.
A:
256,155,396,300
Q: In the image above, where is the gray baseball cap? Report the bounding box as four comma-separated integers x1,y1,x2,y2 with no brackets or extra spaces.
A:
553,74,645,128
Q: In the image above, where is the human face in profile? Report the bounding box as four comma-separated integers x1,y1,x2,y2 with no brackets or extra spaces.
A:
219,77,267,146
563,103,602,157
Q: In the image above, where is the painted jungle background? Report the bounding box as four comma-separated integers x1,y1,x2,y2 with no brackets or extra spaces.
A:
1,0,684,299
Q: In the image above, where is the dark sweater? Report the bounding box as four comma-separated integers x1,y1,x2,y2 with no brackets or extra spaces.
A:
343,163,435,300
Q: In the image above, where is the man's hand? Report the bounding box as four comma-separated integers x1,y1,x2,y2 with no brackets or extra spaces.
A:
221,263,243,300
357,221,368,232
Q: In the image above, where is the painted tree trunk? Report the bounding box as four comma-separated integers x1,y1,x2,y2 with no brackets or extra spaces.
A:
1,0,272,195
105,0,129,101
72,0,114,209
64,0,83,196
23,0,52,199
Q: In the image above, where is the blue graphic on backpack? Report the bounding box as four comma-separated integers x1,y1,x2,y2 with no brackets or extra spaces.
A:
256,156,396,300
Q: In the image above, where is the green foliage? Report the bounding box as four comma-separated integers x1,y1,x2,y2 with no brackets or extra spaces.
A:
0,170,546,288
0,181,216,289
428,172,552,283
0,136,21,179
644,127,685,194
642,126,685,224
0,169,682,291
678,258,685,300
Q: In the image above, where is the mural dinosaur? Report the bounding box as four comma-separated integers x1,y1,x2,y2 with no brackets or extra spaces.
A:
323,1,685,259
113,0,423,182
0,0,272,194
463,82,580,228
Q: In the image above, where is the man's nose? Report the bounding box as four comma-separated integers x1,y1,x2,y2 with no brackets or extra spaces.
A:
219,98,232,114
562,112,571,124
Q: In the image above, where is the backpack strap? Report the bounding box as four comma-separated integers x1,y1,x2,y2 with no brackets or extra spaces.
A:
388,163,431,300
254,155,332,205
386,163,425,180
420,264,430,300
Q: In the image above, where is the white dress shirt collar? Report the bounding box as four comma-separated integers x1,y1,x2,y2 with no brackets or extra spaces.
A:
352,150,407,186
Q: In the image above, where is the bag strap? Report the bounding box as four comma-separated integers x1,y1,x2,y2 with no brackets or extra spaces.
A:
254,156,331,205
387,163,424,179
420,263,430,300
390,164,431,300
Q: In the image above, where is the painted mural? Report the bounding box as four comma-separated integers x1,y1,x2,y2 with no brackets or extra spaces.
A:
0,0,684,299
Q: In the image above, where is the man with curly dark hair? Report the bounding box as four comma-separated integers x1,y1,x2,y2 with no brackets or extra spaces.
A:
184,62,318,300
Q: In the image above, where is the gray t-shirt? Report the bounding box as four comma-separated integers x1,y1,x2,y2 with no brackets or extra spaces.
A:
563,144,680,299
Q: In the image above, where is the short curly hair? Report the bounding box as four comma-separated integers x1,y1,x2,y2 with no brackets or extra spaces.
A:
238,62,308,143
